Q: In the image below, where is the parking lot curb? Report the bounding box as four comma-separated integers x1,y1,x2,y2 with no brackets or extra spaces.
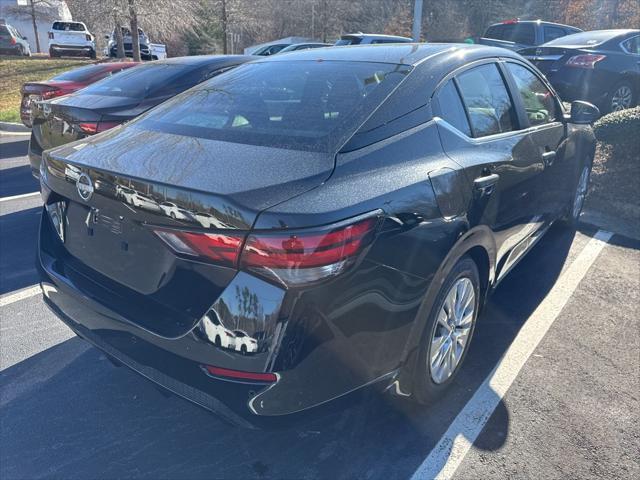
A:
0,121,30,133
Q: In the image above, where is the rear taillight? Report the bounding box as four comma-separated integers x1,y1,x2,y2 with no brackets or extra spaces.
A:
501,18,519,24
566,54,606,69
41,87,62,99
153,213,381,286
154,230,243,268
77,121,121,135
48,32,54,39
241,216,379,285
10,37,16,45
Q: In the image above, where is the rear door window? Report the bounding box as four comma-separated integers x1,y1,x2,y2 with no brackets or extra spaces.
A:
621,36,639,54
506,63,558,126
435,80,471,136
544,26,567,43
456,64,516,138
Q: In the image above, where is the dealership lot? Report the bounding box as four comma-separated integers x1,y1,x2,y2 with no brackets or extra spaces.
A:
1,133,638,479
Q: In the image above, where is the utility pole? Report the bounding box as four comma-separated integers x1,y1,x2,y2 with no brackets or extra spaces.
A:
221,0,228,54
412,0,423,42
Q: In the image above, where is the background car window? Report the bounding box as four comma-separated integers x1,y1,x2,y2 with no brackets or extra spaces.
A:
456,64,516,137
485,24,535,44
621,36,639,54
52,22,84,32
544,26,567,43
436,80,471,136
507,63,558,126
139,61,410,152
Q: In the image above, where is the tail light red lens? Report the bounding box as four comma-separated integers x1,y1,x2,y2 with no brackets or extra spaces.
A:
41,87,63,99
566,54,606,69
77,121,122,135
154,230,244,268
10,37,16,45
153,214,381,286
241,216,379,285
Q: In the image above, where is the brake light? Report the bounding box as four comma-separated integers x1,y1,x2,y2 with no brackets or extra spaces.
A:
241,215,380,285
566,54,606,69
77,121,122,135
154,230,243,267
501,18,519,24
153,213,381,286
10,37,16,45
201,365,277,383
41,87,62,99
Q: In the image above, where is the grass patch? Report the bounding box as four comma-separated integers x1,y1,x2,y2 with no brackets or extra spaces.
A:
0,55,94,123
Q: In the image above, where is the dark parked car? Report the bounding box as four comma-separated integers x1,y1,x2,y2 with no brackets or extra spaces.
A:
521,29,640,113
0,21,31,56
277,42,332,53
29,55,253,177
251,43,290,56
335,33,413,45
479,19,581,51
38,44,598,427
20,62,139,127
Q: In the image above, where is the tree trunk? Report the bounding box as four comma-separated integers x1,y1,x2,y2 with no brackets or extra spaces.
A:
30,0,41,53
221,0,228,55
114,19,126,59
128,0,141,62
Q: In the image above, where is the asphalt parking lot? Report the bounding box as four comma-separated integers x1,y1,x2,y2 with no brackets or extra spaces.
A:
1,133,638,480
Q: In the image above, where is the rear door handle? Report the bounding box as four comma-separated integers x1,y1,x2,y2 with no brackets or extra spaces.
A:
542,150,556,166
474,173,499,196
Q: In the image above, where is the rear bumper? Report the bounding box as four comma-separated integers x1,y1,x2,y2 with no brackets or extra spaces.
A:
0,46,22,55
49,44,95,55
28,134,42,178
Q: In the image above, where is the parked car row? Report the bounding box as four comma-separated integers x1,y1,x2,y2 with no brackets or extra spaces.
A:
34,41,603,426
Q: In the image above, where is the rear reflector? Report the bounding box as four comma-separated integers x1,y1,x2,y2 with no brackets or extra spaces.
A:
153,213,381,286
201,365,277,383
566,54,606,69
77,121,122,135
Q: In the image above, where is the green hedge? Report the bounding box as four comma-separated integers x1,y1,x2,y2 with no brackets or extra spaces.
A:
593,107,640,154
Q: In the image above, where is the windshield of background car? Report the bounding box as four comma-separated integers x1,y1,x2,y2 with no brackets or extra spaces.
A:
78,63,194,99
335,37,362,45
485,23,535,44
543,30,621,47
138,60,410,152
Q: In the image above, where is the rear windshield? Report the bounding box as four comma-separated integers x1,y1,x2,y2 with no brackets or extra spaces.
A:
52,64,108,82
78,63,196,99
137,60,410,152
543,30,622,47
52,22,85,31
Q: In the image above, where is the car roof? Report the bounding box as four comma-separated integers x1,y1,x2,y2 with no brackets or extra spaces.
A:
259,42,520,66
342,33,413,40
154,54,256,66
543,29,640,47
487,19,580,29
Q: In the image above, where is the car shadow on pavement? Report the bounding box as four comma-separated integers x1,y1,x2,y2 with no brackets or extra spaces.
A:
0,165,39,198
0,225,579,480
0,207,41,294
0,139,29,161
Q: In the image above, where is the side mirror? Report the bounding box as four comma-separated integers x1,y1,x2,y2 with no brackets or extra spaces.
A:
570,100,600,124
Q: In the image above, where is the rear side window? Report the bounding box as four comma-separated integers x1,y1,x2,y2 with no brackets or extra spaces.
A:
139,60,410,152
456,64,516,138
621,36,640,54
436,80,471,136
544,26,567,43
506,63,558,126
485,24,535,44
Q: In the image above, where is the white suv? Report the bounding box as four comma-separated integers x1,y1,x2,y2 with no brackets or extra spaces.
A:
48,21,95,58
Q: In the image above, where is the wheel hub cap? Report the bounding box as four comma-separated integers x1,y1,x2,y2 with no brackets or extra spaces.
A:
429,277,475,384
611,86,632,111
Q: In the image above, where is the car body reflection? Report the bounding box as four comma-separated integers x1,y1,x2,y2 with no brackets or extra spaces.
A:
199,309,259,355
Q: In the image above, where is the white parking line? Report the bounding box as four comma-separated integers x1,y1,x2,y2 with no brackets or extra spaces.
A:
0,285,42,307
0,191,40,203
410,229,613,480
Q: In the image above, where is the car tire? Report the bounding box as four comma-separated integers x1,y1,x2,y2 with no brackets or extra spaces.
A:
170,212,176,219
607,80,636,113
49,48,57,58
412,255,480,404
560,162,591,229
241,345,247,355
89,49,97,59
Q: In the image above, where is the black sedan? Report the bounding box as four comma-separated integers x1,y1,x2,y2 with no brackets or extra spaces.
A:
521,29,639,113
29,55,254,177
37,44,598,427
